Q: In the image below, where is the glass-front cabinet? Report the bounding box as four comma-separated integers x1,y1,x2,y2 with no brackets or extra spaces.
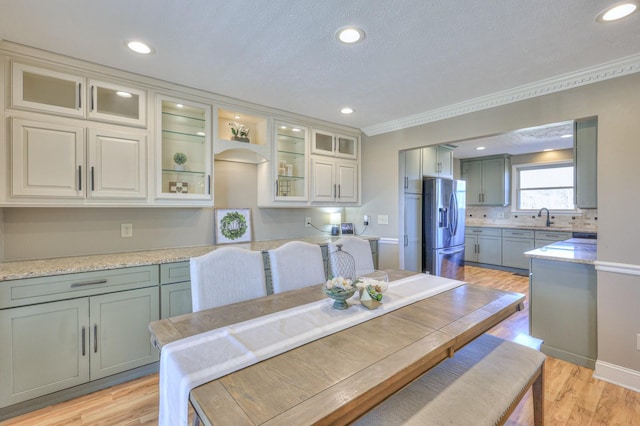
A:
156,95,212,203
12,62,147,127
274,121,308,201
312,129,358,159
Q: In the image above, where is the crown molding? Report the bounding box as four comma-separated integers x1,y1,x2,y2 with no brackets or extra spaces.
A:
362,53,640,137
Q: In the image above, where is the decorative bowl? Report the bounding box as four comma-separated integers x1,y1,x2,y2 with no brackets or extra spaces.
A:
322,286,357,310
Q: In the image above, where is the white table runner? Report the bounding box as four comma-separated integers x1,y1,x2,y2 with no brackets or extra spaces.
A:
159,273,462,426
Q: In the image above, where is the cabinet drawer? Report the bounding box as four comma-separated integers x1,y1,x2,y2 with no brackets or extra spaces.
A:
534,230,572,241
502,229,534,239
0,266,159,309
160,261,190,284
465,227,502,237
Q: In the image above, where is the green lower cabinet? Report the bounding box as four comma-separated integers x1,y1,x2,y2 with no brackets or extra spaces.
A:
502,238,535,269
0,298,90,407
0,287,159,408
160,281,192,319
89,287,159,380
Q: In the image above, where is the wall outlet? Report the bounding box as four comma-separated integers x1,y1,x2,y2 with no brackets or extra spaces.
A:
364,215,369,226
305,217,312,227
377,215,389,225
121,223,133,238
497,212,505,219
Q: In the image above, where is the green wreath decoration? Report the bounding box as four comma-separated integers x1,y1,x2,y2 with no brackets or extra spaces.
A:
220,211,248,240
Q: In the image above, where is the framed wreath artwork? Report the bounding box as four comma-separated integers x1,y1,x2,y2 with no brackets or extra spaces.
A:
215,208,252,244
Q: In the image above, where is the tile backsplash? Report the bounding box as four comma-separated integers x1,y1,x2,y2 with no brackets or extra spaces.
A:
465,206,598,231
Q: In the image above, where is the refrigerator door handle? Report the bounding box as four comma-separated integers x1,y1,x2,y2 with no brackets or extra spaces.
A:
449,192,458,236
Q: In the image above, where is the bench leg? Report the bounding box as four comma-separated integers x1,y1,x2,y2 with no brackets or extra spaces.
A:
532,362,545,426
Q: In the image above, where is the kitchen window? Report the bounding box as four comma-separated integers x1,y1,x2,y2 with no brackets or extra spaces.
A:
514,161,576,211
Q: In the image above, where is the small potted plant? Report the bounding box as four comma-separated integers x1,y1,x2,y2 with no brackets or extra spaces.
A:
228,121,250,142
173,152,187,171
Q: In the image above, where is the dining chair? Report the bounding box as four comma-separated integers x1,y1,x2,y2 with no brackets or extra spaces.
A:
328,236,375,277
268,241,326,293
189,246,267,312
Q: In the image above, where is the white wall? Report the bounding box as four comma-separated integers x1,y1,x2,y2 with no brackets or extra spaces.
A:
358,72,640,390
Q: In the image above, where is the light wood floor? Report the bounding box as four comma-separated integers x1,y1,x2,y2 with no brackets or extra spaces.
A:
2,265,639,425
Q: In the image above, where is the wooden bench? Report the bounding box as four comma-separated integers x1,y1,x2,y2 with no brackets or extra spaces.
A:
354,334,545,425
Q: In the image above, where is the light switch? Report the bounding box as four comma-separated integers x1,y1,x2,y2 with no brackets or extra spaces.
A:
378,215,389,225
121,223,133,238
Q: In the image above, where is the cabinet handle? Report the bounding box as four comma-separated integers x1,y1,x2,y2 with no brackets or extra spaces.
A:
77,82,82,110
90,85,95,111
78,165,82,191
94,324,98,353
275,180,278,196
404,176,408,189
404,235,408,247
333,184,337,199
437,162,442,173
338,184,341,199
70,279,108,288
91,167,95,191
81,326,86,356
207,175,211,195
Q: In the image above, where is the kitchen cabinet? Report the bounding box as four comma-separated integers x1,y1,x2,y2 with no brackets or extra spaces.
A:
529,257,597,368
461,155,511,206
12,62,146,127
160,262,192,319
501,229,534,269
534,230,572,249
422,145,453,179
310,156,358,204
0,266,159,408
156,96,212,204
274,121,309,201
311,129,358,159
10,115,147,202
403,149,422,194
403,193,422,272
464,227,502,265
574,117,597,209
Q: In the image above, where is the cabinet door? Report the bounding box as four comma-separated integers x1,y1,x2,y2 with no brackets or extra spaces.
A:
335,135,357,159
88,127,147,199
404,194,422,272
477,235,502,265
336,160,358,203
275,122,308,201
88,80,146,127
311,157,336,202
464,235,477,262
89,287,159,380
502,238,534,269
404,149,422,193
437,146,453,178
574,117,597,209
12,63,85,117
311,129,335,156
158,97,213,202
0,298,90,408
11,117,85,198
161,281,192,319
421,146,438,177
482,158,508,205
462,160,483,205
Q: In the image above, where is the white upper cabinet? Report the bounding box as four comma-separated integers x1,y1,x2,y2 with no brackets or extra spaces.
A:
156,96,212,204
422,145,453,179
310,156,358,204
273,121,309,202
311,129,358,159
12,62,147,127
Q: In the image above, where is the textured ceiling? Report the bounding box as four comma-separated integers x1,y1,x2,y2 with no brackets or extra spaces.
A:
1,0,639,149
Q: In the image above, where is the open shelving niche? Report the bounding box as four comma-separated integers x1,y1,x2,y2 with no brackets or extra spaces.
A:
213,107,270,164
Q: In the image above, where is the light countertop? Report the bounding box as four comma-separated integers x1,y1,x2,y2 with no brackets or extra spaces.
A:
525,238,597,264
0,236,379,282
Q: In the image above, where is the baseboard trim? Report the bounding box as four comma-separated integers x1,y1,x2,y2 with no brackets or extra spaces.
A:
594,261,640,276
593,360,640,393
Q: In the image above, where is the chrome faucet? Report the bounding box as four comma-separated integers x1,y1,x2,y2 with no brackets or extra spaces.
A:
537,208,553,227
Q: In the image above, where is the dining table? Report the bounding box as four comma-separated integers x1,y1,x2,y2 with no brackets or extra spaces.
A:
149,270,525,425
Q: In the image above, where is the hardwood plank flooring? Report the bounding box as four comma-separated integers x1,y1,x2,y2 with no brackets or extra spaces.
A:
2,265,638,425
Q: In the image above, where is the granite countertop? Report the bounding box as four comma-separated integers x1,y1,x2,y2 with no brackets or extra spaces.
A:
525,238,597,264
0,235,379,282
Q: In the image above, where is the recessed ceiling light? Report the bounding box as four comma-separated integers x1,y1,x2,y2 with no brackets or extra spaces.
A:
280,125,287,130
340,107,354,114
561,134,573,138
126,40,153,54
596,2,638,22
336,27,365,44
116,91,132,98
476,146,486,151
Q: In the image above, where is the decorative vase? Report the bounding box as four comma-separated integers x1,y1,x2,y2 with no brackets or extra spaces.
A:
322,287,356,310
175,164,185,171
232,136,250,143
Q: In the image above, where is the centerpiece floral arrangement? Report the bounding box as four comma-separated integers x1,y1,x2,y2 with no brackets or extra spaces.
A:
323,276,388,309
228,121,250,142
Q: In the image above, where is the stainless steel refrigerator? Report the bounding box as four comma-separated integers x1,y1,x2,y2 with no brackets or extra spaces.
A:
422,177,466,280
